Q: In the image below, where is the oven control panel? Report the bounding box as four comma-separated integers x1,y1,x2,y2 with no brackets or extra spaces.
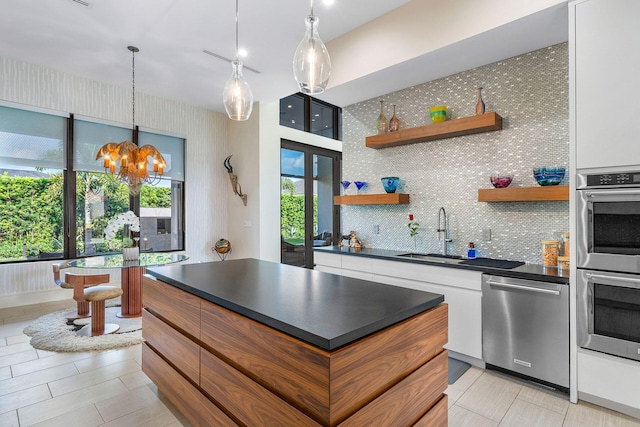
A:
586,171,640,186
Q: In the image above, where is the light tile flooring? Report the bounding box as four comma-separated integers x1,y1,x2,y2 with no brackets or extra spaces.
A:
1,302,640,427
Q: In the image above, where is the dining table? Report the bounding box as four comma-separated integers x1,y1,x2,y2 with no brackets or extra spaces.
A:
67,252,189,318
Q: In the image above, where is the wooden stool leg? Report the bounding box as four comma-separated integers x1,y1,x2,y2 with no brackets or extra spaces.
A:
91,300,106,336
77,299,120,337
77,301,90,317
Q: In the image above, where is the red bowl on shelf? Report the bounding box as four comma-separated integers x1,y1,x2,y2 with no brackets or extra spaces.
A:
490,175,513,188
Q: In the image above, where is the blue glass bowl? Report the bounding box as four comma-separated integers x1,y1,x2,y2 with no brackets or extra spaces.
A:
533,167,566,186
381,176,400,193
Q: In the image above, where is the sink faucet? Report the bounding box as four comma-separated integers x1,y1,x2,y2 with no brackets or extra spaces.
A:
437,207,452,255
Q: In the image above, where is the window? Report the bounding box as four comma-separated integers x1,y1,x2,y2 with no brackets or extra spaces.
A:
0,103,185,263
280,93,342,140
0,104,67,261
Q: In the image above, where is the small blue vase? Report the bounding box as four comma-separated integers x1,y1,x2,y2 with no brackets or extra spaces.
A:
381,177,399,193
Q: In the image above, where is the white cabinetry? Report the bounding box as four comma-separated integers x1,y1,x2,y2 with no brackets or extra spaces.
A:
577,349,640,418
314,252,483,362
572,0,640,169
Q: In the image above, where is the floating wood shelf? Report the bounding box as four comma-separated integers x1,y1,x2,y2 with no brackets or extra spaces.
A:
478,186,569,202
334,193,410,205
366,112,503,149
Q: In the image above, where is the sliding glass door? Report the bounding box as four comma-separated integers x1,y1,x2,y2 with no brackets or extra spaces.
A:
280,140,340,268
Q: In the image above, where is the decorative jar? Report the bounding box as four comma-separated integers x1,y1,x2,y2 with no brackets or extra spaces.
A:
542,240,560,267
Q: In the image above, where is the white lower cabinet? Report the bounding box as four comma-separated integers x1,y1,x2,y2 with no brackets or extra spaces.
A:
314,253,483,360
577,348,640,418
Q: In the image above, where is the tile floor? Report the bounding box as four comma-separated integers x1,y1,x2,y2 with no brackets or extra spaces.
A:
2,301,640,427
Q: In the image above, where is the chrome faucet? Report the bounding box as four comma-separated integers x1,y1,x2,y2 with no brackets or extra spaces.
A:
437,207,452,255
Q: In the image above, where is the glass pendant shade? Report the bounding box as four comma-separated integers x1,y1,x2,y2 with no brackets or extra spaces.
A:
223,60,253,121
293,14,331,94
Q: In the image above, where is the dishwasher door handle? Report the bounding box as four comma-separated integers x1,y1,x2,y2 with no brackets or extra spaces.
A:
487,280,561,296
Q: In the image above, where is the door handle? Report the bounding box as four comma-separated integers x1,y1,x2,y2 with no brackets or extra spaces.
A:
585,273,640,284
487,280,560,296
585,190,640,198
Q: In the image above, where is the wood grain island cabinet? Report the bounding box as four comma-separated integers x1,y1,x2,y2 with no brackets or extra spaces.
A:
142,259,448,427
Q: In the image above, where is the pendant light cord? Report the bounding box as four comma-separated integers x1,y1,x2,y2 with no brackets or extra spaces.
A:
235,0,239,60
131,48,136,131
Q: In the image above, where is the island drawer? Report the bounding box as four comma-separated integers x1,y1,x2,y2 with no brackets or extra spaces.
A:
142,275,201,338
200,299,330,422
413,394,448,427
339,350,448,426
200,347,321,427
142,343,237,427
142,309,200,384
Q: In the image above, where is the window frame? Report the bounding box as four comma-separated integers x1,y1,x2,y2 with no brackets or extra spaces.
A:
280,93,342,141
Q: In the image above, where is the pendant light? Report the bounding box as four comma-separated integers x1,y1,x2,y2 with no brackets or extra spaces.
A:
95,46,166,195
293,0,331,94
223,0,253,121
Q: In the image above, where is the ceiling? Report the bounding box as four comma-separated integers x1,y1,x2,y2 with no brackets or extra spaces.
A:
0,0,568,114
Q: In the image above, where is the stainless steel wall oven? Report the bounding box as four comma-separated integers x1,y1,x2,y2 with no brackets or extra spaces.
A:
577,172,640,274
577,171,640,360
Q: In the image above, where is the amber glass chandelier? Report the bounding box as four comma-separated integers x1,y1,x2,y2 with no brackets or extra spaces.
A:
95,46,166,195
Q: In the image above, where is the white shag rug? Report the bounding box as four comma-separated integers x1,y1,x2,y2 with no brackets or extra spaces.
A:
23,299,143,352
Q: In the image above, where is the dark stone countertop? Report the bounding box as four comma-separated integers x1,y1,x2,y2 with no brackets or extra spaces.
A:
314,246,569,284
147,258,444,351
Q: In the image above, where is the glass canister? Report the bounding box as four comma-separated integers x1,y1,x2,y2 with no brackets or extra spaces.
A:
542,240,560,267
561,231,570,257
558,256,570,271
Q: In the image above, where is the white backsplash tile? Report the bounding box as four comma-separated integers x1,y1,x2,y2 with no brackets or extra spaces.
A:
341,43,569,264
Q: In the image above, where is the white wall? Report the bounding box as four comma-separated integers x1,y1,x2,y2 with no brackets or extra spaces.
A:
0,56,228,307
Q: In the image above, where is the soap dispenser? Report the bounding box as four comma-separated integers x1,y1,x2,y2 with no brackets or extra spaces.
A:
467,242,477,259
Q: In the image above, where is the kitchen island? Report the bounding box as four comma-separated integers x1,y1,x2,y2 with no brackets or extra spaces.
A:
142,258,448,427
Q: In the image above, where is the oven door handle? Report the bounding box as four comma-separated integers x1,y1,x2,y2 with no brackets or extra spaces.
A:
486,280,561,295
585,273,640,284
585,189,640,198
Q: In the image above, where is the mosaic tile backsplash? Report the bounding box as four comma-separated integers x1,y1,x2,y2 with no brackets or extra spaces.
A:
340,43,569,265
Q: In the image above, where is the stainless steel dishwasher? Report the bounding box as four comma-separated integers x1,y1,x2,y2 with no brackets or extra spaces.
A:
482,275,569,390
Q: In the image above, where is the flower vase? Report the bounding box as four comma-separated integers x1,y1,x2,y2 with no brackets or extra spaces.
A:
389,104,400,132
122,246,139,260
475,87,485,115
376,100,388,134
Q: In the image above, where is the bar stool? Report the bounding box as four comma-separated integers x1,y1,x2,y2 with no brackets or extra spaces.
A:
52,262,111,320
79,285,123,336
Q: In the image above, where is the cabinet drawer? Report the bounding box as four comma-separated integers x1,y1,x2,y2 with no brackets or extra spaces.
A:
142,309,200,384
142,276,201,338
338,344,447,426
142,344,237,427
200,348,321,427
413,394,448,427
200,299,330,422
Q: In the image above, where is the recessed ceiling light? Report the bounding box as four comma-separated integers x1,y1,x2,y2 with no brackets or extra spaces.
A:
238,48,248,58
323,0,335,5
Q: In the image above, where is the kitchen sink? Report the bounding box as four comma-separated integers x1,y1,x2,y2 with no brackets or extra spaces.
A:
397,253,463,264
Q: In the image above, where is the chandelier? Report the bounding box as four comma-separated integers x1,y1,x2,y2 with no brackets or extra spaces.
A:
95,46,166,195
293,0,331,94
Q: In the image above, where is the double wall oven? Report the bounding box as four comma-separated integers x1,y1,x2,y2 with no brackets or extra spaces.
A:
577,171,640,361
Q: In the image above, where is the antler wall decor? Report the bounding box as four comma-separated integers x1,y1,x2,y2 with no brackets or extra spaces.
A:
223,155,247,206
